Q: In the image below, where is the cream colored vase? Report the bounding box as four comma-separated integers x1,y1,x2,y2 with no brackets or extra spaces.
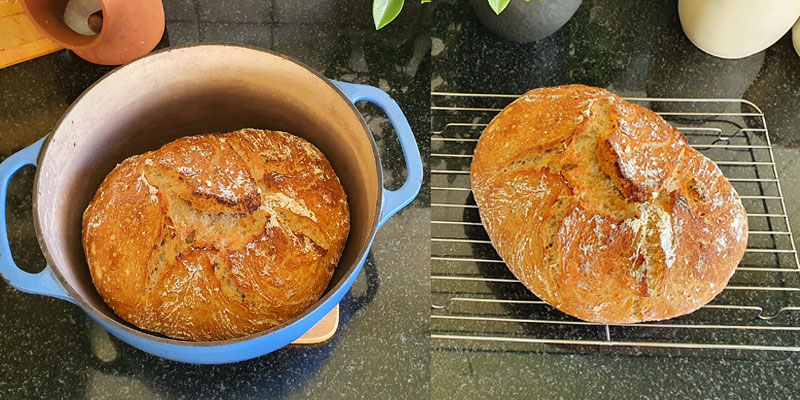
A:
679,0,800,59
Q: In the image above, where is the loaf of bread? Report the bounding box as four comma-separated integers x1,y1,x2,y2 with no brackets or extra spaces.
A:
470,85,748,324
82,129,350,341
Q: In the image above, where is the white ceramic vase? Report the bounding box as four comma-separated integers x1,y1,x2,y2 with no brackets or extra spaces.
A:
678,0,800,59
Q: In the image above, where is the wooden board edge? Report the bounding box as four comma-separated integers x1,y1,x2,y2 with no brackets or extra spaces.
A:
0,38,62,69
291,304,340,345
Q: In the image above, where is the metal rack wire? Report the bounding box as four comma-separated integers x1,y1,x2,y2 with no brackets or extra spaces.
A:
430,92,800,355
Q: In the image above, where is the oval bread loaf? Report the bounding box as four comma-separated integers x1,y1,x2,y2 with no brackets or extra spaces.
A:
82,128,350,341
470,85,748,324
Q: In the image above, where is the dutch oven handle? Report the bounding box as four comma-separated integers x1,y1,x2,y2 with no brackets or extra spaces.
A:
333,81,423,228
0,137,74,303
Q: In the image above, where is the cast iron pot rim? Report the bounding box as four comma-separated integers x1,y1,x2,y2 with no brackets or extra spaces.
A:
31,43,384,347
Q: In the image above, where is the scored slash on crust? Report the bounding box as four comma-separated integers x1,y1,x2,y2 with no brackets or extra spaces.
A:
470,85,749,324
82,129,350,341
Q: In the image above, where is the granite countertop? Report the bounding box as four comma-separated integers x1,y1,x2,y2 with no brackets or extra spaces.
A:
432,0,800,398
0,1,430,398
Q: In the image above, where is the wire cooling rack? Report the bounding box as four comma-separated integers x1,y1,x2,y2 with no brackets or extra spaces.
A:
430,92,800,357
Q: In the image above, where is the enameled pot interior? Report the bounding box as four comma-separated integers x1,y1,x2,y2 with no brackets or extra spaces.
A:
34,45,380,338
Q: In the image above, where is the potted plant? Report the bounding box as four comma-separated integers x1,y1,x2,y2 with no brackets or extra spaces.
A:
470,0,582,42
374,0,431,29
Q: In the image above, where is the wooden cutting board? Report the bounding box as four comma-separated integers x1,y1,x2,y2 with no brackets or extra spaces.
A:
0,0,62,69
291,305,339,345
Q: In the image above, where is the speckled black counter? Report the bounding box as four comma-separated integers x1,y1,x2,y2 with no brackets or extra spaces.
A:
432,0,800,398
0,1,430,398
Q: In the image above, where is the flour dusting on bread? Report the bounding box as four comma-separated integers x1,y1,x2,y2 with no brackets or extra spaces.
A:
82,128,350,341
471,85,748,324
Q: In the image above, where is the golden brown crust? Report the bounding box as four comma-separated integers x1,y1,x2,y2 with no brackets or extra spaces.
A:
82,129,350,341
470,85,748,324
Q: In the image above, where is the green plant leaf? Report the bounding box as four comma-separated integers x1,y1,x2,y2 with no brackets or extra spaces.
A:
374,0,405,30
487,0,511,14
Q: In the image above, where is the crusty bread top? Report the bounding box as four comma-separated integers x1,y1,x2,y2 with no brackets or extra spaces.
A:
82,129,349,341
470,85,748,324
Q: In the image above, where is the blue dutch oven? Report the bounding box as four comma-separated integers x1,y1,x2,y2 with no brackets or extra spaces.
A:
0,45,422,364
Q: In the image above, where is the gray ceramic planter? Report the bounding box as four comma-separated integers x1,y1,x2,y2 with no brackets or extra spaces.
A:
470,0,582,43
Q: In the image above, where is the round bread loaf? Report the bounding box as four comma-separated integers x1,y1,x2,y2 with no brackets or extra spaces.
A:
470,85,748,324
82,128,350,341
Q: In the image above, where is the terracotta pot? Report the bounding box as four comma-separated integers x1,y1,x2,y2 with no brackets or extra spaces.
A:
20,0,165,65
